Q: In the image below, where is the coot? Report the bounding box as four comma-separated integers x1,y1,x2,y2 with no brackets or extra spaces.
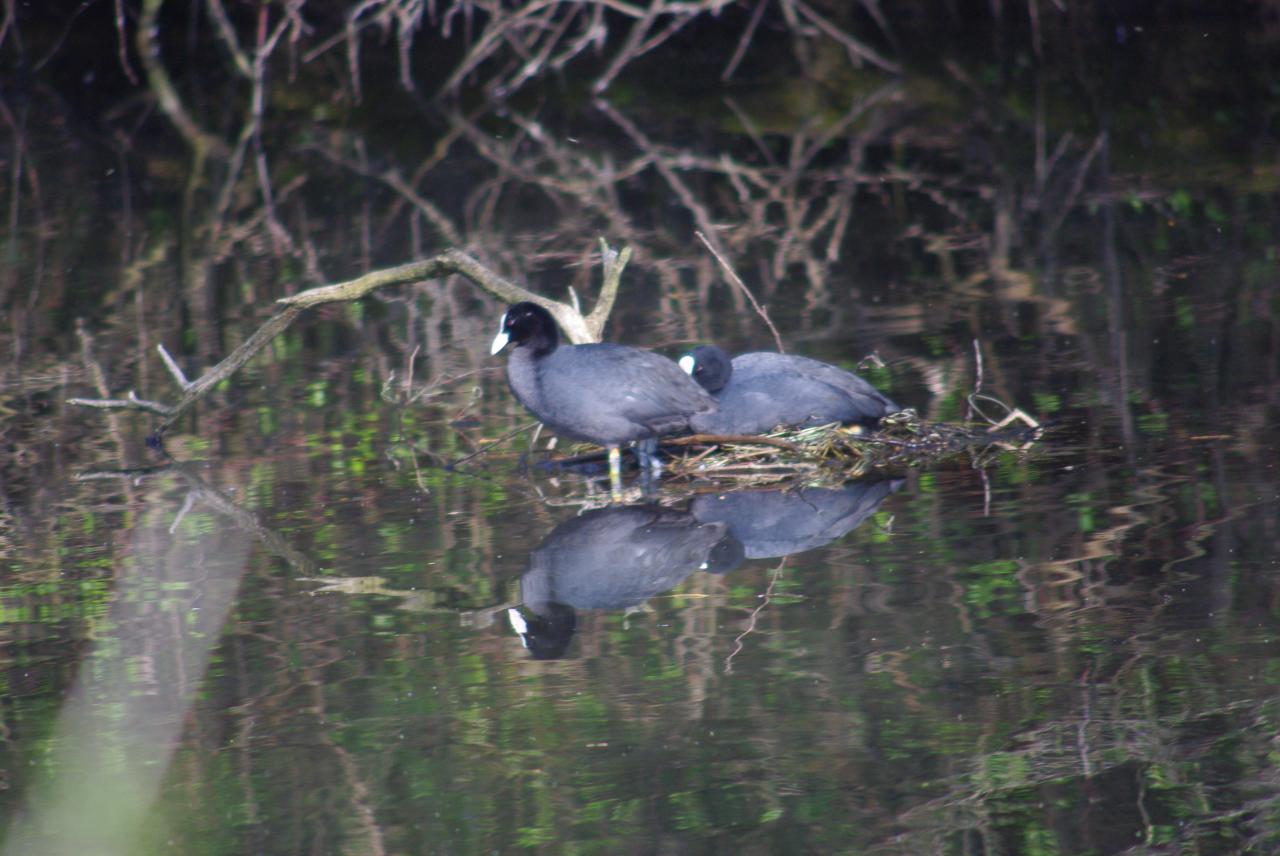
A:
678,345,896,435
490,302,716,492
507,504,741,659
690,478,902,559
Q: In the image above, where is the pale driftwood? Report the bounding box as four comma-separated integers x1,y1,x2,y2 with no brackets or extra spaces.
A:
277,244,623,344
69,244,630,437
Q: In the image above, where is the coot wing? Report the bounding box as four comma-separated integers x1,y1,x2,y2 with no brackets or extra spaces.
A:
735,352,898,418
537,344,714,441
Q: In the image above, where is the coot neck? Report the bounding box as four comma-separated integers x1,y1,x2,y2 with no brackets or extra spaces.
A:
519,326,558,358
697,351,732,393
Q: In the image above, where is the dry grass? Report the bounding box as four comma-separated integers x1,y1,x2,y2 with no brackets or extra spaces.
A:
659,408,1043,485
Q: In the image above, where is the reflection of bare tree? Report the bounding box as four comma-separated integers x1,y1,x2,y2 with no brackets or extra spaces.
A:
301,87,913,347
414,0,899,98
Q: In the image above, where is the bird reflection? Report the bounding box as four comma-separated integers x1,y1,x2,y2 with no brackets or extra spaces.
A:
508,505,741,659
689,478,902,559
508,479,899,659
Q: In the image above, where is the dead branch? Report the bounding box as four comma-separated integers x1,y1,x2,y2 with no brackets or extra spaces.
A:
68,245,630,436
663,433,805,454
137,0,228,158
694,230,784,353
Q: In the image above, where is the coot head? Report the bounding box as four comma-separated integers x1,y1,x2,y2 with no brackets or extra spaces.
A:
678,344,733,393
491,301,558,357
508,604,577,660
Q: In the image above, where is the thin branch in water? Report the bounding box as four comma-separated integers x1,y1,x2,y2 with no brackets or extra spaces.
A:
448,421,540,469
787,0,901,74
723,0,767,81
0,0,15,52
114,0,139,84
966,337,983,422
694,230,785,353
1045,131,1106,242
67,391,176,417
724,558,786,675
136,0,228,157
307,142,462,245
978,464,991,517
204,0,252,77
404,344,420,401
967,393,1041,434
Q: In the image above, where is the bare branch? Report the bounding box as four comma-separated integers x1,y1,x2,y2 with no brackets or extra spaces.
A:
137,0,228,157
695,230,785,353
67,391,176,417
156,343,193,390
584,239,630,340
788,0,901,74
663,433,804,454
72,246,632,436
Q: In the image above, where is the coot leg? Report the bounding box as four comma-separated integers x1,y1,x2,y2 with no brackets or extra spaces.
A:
607,446,624,503
636,437,663,475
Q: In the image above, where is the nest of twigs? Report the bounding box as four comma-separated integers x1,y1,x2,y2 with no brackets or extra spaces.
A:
660,409,1042,484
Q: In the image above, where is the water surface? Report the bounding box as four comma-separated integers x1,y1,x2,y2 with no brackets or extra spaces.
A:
2,4,1279,853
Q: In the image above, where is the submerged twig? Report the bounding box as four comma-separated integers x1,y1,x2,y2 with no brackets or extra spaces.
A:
448,421,540,469
724,557,787,675
67,391,175,417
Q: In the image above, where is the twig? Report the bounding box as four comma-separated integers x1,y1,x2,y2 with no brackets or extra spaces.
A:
663,432,805,454
205,0,252,77
137,0,228,158
67,391,175,416
1045,131,1107,242
113,0,139,84
966,337,983,422
585,239,630,340
448,421,540,469
978,465,991,517
722,0,768,81
967,393,1041,432
972,338,984,395
724,558,786,675
694,230,785,353
404,344,419,401
156,343,192,390
787,0,901,74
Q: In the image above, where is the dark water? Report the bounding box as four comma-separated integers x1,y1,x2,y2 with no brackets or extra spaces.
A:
3,4,1280,854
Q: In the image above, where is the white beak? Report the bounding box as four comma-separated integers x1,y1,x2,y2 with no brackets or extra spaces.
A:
490,312,511,355
507,608,529,646
678,355,695,374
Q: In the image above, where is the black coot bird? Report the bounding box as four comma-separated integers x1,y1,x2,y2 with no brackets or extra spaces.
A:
507,504,742,659
490,302,716,495
690,478,902,559
678,345,897,435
